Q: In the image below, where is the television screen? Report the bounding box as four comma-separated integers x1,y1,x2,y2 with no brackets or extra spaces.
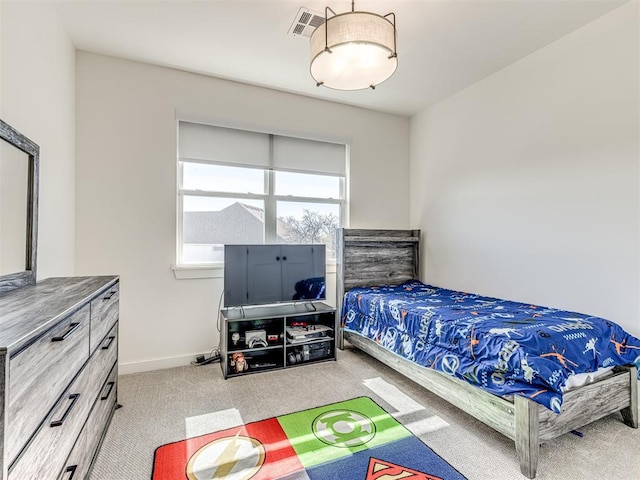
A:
224,244,326,307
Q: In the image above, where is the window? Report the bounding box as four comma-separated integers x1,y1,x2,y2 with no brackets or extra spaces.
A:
177,122,346,265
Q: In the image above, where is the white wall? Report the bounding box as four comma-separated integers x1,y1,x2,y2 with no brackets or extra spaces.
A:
410,2,639,336
0,1,76,279
75,52,410,372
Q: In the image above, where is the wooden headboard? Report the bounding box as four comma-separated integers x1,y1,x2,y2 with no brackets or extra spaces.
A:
336,228,420,319
336,228,420,294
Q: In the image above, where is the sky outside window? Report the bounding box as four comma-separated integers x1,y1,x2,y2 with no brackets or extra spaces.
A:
275,171,340,199
182,162,264,194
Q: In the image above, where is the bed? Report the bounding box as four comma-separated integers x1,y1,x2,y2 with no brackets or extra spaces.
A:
336,228,638,479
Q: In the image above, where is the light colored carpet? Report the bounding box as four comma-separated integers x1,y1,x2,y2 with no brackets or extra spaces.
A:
90,345,640,480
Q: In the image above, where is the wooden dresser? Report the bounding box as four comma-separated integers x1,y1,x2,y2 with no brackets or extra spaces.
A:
0,276,119,480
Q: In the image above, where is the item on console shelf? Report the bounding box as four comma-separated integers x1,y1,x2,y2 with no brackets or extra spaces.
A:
231,332,241,346
250,362,278,369
287,341,331,365
286,324,333,344
245,329,268,348
230,352,249,373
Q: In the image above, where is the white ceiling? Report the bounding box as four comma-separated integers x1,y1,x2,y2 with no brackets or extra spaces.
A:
52,0,627,117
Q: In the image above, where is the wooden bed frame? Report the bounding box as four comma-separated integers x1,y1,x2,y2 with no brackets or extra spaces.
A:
336,228,638,479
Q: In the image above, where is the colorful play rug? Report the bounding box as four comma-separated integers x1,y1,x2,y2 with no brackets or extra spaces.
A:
152,396,467,480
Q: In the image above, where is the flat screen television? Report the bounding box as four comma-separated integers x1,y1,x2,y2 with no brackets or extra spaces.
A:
223,244,326,308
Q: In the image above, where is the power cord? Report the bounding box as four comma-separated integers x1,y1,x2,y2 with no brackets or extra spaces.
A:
216,289,224,332
193,290,226,366
192,347,221,366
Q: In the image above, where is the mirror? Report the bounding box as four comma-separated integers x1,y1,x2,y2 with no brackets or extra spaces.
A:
0,119,39,293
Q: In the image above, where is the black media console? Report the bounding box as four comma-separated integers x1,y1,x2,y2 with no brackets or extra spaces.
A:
220,302,337,378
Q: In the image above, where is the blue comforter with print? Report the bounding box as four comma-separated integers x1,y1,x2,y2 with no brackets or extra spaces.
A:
342,280,640,412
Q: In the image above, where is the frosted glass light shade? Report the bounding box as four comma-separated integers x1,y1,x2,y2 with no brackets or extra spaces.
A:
310,11,397,90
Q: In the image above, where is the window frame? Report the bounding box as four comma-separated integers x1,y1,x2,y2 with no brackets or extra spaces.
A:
175,157,346,274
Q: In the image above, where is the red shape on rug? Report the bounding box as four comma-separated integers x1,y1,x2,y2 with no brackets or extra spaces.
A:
152,417,304,480
366,457,443,480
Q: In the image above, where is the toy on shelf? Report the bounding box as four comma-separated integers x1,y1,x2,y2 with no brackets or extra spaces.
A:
230,352,249,373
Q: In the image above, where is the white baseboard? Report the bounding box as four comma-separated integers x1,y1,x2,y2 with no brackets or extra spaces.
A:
119,353,207,375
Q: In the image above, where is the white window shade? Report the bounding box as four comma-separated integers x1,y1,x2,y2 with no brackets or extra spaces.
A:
179,121,270,167
179,122,346,175
272,136,346,176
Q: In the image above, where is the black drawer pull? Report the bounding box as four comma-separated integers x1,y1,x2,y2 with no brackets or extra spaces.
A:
101,381,115,401
101,335,116,350
50,393,80,427
62,465,77,480
103,290,117,300
51,322,81,342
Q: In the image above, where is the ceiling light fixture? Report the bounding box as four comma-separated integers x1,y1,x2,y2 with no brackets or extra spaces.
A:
310,1,397,91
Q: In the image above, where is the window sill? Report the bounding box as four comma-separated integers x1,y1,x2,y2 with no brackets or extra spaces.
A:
171,264,224,279
171,262,337,280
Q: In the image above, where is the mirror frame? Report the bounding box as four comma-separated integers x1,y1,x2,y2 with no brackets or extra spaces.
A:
0,119,39,293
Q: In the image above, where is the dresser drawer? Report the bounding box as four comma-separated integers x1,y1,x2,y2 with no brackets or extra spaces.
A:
56,326,118,480
86,323,118,403
9,350,95,480
90,282,119,353
8,305,90,464
58,428,88,480
82,363,118,476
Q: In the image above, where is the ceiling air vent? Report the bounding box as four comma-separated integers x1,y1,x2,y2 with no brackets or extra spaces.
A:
288,7,325,38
